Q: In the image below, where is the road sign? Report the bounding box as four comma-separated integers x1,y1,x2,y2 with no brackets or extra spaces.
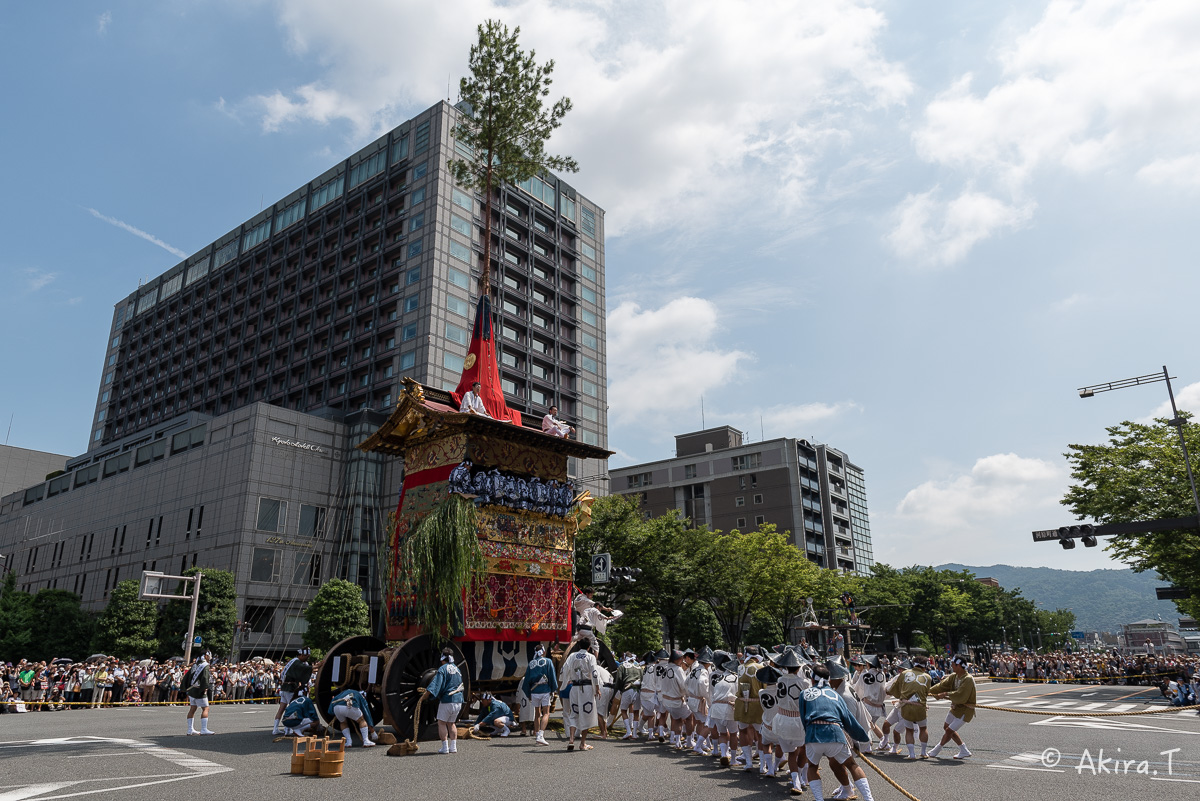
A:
1070,631,1085,639
1156,586,1190,600
1032,529,1060,542
591,553,611,584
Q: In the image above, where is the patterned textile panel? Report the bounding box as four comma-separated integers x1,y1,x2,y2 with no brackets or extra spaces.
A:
481,539,572,565
460,641,544,682
406,435,468,472
463,573,572,641
476,506,572,549
468,435,568,480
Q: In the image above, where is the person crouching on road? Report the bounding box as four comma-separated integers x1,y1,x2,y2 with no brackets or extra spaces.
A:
421,648,466,754
472,693,515,737
281,693,319,737
328,688,378,747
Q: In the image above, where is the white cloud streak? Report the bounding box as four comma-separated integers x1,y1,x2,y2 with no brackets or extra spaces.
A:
892,0,1200,265
85,207,186,258
23,268,56,292
97,11,111,35
243,0,910,236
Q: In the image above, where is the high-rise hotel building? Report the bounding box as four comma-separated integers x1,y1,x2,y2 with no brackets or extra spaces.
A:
0,101,607,651
91,100,607,478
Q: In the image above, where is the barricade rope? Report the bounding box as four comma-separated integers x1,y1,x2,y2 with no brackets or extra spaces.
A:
858,753,924,801
970,702,1200,717
982,672,1180,684
11,696,282,708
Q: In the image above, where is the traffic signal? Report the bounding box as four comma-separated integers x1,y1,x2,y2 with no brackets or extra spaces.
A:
1078,524,1097,547
1057,527,1076,549
1058,524,1097,549
611,567,642,582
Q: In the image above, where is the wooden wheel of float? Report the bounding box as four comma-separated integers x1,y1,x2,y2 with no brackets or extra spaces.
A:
381,634,471,742
314,634,387,728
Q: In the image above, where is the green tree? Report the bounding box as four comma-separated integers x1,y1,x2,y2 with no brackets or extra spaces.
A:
449,19,577,296
744,612,784,647
303,578,370,652
30,589,92,662
605,598,663,657
1063,416,1200,618
698,525,803,649
92,579,159,659
676,600,725,650
157,568,237,658
0,572,33,663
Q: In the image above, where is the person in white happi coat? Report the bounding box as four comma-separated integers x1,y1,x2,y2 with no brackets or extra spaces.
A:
637,650,661,738
766,649,812,794
755,663,786,777
560,638,601,751
684,648,713,754
658,650,690,748
708,651,741,766
648,649,672,741
595,662,617,738
850,655,887,747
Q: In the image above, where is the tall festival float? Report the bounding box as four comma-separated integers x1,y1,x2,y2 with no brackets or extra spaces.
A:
314,297,613,740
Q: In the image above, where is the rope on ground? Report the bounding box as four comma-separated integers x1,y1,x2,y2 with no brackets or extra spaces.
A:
858,753,924,801
970,702,1200,717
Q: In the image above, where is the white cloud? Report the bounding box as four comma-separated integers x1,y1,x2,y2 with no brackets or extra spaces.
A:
1143,380,1200,422
897,0,1200,264
85,207,187,259
244,0,910,235
1137,154,1200,189
97,11,111,35
606,297,749,426
23,269,56,292
881,453,1078,567
887,188,1032,266
758,401,861,434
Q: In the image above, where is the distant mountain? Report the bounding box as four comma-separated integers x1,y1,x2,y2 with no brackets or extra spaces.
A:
937,563,1184,634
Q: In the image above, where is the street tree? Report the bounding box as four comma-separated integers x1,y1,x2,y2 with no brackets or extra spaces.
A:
0,572,33,663
449,19,577,297
156,568,237,659
605,598,664,656
30,589,93,662
92,580,158,659
1063,416,1200,618
304,578,370,652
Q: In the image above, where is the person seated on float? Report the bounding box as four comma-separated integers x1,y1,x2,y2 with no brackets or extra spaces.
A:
541,405,575,438
471,692,515,737
460,381,493,418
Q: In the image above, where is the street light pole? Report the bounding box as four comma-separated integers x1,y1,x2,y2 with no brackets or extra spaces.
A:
1079,365,1200,523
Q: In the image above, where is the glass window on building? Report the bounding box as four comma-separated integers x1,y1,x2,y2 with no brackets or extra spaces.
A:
256,498,287,532
299,505,326,538
448,267,470,289
250,548,281,582
446,322,469,346
450,214,473,237
405,295,419,313
292,553,322,586
447,295,469,317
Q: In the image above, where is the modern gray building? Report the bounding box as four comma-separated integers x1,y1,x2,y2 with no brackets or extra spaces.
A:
0,403,400,656
90,99,608,487
0,444,70,500
610,426,875,574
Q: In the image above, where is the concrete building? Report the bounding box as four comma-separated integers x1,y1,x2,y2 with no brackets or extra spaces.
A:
0,444,70,499
0,403,399,656
610,426,874,574
89,100,607,489
1121,618,1188,654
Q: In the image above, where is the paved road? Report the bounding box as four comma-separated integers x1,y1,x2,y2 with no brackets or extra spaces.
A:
1,683,1197,801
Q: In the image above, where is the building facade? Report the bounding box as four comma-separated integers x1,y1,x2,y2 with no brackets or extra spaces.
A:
0,444,70,499
610,426,874,574
0,403,401,656
89,100,607,487
1121,618,1188,654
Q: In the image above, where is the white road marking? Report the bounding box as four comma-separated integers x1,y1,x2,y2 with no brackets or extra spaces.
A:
986,765,1064,773
1108,704,1137,712
1005,690,1025,695
0,786,81,801
1029,715,1200,735
1150,777,1200,784
1075,702,1106,710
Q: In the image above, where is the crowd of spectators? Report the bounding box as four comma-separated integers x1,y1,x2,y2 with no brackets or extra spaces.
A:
1,656,297,713
987,649,1198,694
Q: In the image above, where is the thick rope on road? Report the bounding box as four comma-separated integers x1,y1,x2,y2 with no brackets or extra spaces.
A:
858,753,924,801
970,702,1200,717
15,696,282,708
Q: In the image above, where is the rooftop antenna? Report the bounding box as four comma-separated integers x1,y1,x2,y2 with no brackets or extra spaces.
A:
701,395,705,429
760,414,765,442
5,413,12,445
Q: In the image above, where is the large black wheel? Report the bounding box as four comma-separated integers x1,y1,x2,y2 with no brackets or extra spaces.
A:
381,635,470,742
313,635,387,728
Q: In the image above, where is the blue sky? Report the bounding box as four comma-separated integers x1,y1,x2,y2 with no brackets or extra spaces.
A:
3,1,1199,572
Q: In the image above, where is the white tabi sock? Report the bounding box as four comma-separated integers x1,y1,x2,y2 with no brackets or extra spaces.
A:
855,778,876,801
928,743,942,758
920,742,928,756
740,745,753,768
343,731,352,743
956,745,971,758
790,772,802,791
200,720,212,734
187,722,195,734
840,784,853,798
907,743,915,758
810,779,824,800
359,726,371,744
763,754,775,774
438,739,449,754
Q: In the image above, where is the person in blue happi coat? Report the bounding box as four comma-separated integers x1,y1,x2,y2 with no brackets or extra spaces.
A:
328,688,379,747
520,645,558,746
280,693,319,737
420,647,466,754
471,692,515,737
797,664,876,801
